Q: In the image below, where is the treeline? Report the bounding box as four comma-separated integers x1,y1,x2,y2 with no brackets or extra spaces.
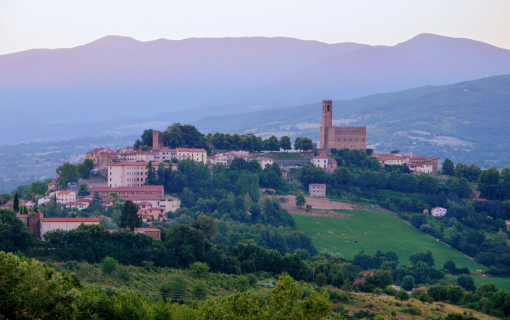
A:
133,125,314,152
134,125,207,150
1,251,334,320
204,132,313,152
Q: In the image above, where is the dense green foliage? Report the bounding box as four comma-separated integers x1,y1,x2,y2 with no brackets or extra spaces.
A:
0,252,335,320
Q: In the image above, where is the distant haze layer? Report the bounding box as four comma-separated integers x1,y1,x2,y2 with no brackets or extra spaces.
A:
0,33,510,143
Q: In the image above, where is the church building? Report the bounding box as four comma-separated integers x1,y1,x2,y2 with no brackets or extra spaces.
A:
319,100,366,151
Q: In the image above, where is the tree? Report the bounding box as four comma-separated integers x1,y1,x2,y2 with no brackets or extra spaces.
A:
78,184,89,197
100,256,118,274
280,136,292,152
160,274,188,303
401,275,415,291
119,200,141,230
396,290,410,302
295,194,306,208
265,135,280,152
83,159,95,171
0,209,33,252
457,275,476,292
448,177,472,198
13,192,19,212
140,129,154,147
77,163,91,180
56,163,79,190
443,260,457,273
294,137,313,152
442,159,455,176
191,215,218,240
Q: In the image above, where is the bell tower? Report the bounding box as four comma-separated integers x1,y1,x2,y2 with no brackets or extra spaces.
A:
320,100,333,149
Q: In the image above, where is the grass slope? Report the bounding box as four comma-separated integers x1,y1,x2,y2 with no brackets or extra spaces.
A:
293,209,484,271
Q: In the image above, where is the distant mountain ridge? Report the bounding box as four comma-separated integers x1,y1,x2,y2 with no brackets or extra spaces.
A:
1,33,510,145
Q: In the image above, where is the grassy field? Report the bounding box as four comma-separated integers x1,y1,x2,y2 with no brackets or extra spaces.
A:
473,276,510,292
293,209,484,272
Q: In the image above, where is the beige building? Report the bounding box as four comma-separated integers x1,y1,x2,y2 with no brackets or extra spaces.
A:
176,148,207,164
319,100,367,151
107,162,150,187
159,196,181,212
53,190,77,203
40,217,101,237
134,227,161,241
309,184,327,197
373,153,439,173
85,148,119,168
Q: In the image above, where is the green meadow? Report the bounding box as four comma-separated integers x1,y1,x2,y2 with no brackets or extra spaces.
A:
293,209,484,271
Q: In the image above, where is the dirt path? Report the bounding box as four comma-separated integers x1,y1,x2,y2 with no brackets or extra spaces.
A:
280,195,354,217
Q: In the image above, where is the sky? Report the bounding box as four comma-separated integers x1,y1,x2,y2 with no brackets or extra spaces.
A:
1,0,509,55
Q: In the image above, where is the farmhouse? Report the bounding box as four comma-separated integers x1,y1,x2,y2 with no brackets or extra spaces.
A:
309,184,326,197
431,207,447,217
18,211,100,238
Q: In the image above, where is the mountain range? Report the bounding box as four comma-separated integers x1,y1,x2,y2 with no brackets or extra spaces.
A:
1,33,510,145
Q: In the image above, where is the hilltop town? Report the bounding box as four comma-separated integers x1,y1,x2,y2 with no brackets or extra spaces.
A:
2,99,510,319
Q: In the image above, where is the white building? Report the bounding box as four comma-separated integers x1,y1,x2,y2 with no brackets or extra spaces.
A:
309,184,326,197
431,207,447,217
257,157,274,169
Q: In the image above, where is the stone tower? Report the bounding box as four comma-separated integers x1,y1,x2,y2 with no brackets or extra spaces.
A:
152,130,163,149
320,100,333,149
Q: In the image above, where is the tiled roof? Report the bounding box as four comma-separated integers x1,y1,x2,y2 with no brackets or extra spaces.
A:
90,186,163,192
108,161,149,166
40,217,101,222
176,148,207,152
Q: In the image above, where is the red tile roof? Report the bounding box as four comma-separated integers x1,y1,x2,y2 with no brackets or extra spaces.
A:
40,217,101,222
90,186,163,192
176,148,207,152
108,161,149,166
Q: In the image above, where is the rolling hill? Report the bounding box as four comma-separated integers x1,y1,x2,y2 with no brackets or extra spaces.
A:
194,75,510,168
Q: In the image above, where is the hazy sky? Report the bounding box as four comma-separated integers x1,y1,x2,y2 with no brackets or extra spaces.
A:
1,0,509,55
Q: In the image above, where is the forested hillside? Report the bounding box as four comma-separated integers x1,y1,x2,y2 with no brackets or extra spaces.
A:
195,75,510,169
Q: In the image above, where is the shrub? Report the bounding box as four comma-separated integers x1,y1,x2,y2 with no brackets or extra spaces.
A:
141,260,155,271
189,262,210,279
247,274,258,287
328,290,350,303
117,266,131,282
192,281,208,300
100,256,118,275
400,306,422,316
384,285,397,296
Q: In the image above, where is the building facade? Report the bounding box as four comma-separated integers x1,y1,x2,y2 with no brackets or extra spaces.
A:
309,184,327,197
319,100,366,151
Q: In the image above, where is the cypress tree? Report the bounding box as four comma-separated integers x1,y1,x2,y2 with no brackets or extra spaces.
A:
13,192,19,212
120,200,142,230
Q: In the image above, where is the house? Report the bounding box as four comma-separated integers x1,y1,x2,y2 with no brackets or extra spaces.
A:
506,220,510,231
47,180,59,191
309,184,326,197
1,200,36,210
85,148,119,168
373,153,439,173
176,148,207,164
311,155,337,173
17,211,100,238
138,207,166,222
257,157,274,169
54,190,77,203
422,209,429,215
107,162,150,187
38,196,53,206
159,196,181,212
134,227,161,241
60,201,88,210
431,207,447,217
